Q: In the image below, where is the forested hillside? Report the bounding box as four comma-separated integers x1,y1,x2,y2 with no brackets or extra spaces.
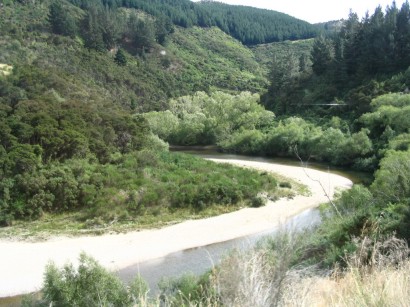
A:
264,1,410,117
67,0,319,45
0,0,284,230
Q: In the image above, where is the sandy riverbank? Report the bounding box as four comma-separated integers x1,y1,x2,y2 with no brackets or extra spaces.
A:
0,158,352,297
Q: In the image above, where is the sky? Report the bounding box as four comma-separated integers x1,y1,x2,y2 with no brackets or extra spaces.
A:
192,0,407,23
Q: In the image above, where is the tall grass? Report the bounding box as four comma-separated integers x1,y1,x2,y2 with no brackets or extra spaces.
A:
279,236,410,307
207,234,410,307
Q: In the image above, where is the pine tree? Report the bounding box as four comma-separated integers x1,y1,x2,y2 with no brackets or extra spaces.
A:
311,36,332,75
81,6,106,52
48,1,77,37
114,49,127,66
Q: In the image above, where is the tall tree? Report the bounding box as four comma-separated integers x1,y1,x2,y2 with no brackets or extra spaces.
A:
48,1,78,37
81,5,105,51
311,36,333,75
341,11,360,76
114,48,127,66
395,1,410,68
155,15,174,45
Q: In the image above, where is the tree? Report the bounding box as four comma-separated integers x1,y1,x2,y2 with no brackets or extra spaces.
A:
48,1,78,37
395,1,410,68
372,150,410,203
125,13,156,53
155,15,174,45
341,11,360,76
311,35,332,75
100,6,124,50
81,5,105,52
267,52,300,113
114,49,127,66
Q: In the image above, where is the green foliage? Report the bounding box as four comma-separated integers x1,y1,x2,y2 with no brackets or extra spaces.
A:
114,48,127,66
159,272,218,306
145,91,274,146
167,26,268,93
218,129,265,155
48,1,78,38
264,2,410,119
250,196,266,208
360,93,410,136
311,36,332,75
372,150,410,204
0,147,280,225
196,1,318,45
42,253,146,307
69,0,318,45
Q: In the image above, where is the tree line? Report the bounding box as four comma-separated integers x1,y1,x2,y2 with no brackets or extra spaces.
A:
66,0,318,45
265,1,410,118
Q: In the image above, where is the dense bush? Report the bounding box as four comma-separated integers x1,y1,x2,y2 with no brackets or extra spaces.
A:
0,151,279,226
144,91,274,146
34,253,148,307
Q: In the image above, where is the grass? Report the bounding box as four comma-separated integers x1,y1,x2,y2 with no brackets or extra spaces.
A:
15,228,410,306
279,236,410,306
151,233,410,307
0,204,245,240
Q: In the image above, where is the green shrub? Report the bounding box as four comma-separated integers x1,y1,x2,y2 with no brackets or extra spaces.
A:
279,182,292,189
43,254,132,307
251,196,266,208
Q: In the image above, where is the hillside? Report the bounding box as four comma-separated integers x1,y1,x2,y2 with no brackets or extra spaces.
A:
0,1,268,111
251,39,314,75
168,26,267,92
195,1,318,44
0,0,280,231
67,0,319,45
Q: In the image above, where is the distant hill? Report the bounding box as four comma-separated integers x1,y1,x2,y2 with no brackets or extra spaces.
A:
68,0,319,45
196,1,318,45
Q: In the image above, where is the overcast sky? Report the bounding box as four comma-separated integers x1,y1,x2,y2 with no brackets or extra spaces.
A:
192,0,407,23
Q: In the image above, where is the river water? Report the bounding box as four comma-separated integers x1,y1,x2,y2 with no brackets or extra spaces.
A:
117,148,367,295
0,150,365,305
117,208,321,295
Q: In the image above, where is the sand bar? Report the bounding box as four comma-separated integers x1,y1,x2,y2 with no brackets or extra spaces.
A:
0,158,352,297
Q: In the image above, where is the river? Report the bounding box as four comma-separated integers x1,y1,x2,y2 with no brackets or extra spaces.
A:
117,208,321,295
0,151,360,306
117,149,366,294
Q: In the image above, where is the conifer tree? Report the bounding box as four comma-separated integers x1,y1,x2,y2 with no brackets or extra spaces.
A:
311,36,333,75
114,49,127,66
48,1,77,37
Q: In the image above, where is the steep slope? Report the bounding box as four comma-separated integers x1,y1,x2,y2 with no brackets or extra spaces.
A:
0,1,267,112
0,0,275,230
251,39,314,75
168,26,268,93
